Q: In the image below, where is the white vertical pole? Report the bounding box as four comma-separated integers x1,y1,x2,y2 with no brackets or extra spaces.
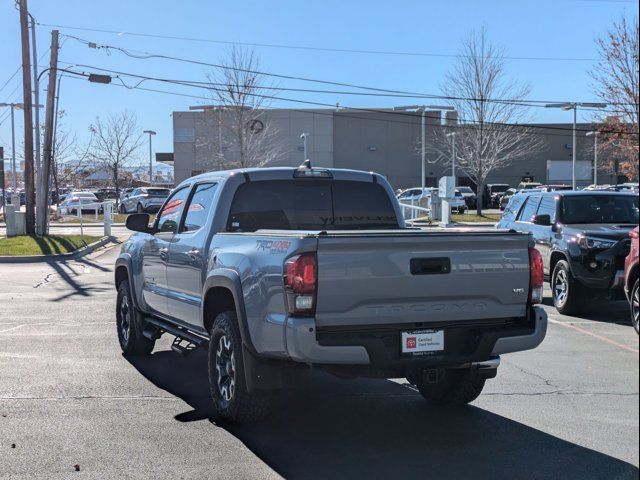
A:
10,105,17,190
593,133,598,186
572,106,577,190
451,132,456,186
421,110,425,190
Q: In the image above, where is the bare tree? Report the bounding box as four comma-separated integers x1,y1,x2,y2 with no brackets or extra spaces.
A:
88,111,143,206
432,29,545,214
590,15,639,181
204,46,284,170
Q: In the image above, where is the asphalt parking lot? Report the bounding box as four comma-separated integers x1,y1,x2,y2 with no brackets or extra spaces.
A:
0,242,638,479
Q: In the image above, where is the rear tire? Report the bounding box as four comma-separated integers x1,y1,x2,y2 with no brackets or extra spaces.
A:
119,204,126,214
208,311,270,423
631,279,639,334
116,280,155,355
416,369,485,406
552,260,583,315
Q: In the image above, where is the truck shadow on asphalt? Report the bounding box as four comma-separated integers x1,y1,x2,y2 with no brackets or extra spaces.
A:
126,350,638,480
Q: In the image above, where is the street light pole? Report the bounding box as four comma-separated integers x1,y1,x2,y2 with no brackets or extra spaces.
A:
393,105,455,190
545,102,607,189
586,131,599,186
143,130,156,184
446,131,457,184
0,103,24,190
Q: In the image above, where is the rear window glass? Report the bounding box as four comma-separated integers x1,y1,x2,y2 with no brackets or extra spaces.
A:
147,189,170,196
227,179,399,232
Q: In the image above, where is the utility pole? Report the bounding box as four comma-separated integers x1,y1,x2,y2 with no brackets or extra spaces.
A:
41,30,59,235
18,0,35,234
30,14,43,234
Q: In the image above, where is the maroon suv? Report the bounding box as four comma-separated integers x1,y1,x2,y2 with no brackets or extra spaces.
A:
624,227,639,334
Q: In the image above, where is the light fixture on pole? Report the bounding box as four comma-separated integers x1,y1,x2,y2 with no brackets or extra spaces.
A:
393,105,455,190
545,102,607,189
300,132,310,161
143,130,157,184
586,130,600,187
0,102,25,190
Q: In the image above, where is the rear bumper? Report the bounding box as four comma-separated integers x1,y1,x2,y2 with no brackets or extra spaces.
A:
284,306,547,370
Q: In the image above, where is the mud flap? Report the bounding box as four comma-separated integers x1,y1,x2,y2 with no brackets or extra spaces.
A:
242,345,283,394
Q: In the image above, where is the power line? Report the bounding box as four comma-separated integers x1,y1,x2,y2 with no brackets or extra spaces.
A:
39,22,601,62
59,66,636,138
60,35,636,109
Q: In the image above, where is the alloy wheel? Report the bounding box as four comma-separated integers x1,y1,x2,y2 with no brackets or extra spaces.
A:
215,335,236,402
554,269,568,306
119,295,131,344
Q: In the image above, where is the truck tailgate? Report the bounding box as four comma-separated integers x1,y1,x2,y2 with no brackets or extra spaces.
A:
315,231,531,327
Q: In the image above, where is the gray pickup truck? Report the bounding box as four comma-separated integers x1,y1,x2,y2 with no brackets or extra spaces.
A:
115,165,547,423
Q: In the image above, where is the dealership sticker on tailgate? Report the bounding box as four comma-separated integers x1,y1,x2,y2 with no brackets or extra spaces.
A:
401,330,444,354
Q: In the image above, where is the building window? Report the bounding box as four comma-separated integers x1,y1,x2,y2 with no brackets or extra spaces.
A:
174,127,195,143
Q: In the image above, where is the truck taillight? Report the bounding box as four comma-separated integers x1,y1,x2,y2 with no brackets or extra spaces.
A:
528,247,544,304
284,253,317,315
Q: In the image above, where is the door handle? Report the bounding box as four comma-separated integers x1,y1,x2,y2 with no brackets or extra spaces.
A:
186,249,201,259
159,247,169,260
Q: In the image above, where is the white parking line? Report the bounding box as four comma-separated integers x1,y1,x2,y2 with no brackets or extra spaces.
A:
0,325,24,334
549,318,639,354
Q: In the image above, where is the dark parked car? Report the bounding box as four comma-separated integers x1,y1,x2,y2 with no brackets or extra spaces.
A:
457,186,477,208
625,227,639,333
497,190,639,315
484,183,510,208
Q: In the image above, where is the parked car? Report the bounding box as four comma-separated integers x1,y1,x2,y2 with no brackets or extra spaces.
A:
119,188,134,203
116,165,547,423
497,190,639,315
624,227,639,334
396,187,432,204
499,188,518,211
119,187,171,213
539,185,572,192
457,186,477,208
59,191,103,215
484,183,510,208
451,189,468,213
517,182,543,191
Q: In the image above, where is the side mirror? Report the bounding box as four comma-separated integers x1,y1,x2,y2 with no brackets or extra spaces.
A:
532,214,551,226
126,213,152,233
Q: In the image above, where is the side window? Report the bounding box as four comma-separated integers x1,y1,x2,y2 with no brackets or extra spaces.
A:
536,195,557,222
517,195,541,222
156,187,191,234
181,183,218,233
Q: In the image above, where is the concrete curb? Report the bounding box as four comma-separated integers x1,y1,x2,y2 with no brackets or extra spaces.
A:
0,236,119,264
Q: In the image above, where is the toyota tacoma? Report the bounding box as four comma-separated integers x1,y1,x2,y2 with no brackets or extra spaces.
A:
115,165,547,423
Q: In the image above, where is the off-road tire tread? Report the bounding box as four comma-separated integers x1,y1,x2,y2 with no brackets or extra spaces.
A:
208,311,270,423
116,280,155,355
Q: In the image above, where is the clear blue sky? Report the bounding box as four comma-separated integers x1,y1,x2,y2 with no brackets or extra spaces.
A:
0,0,638,163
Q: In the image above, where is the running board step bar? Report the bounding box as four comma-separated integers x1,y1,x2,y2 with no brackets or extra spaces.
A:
145,316,208,348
